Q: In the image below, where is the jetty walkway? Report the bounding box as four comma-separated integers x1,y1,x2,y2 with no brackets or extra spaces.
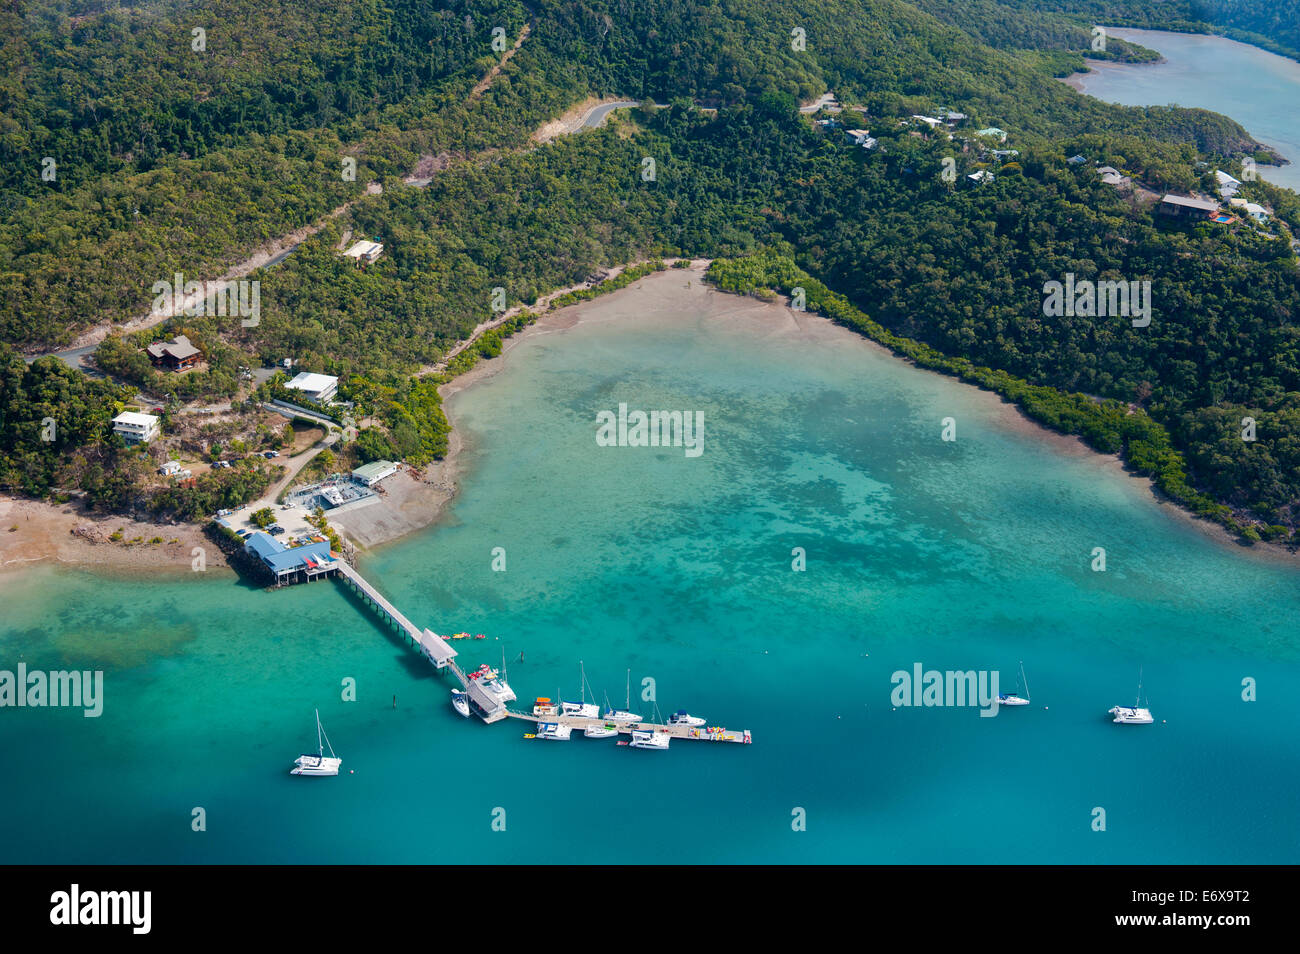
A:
332,562,750,745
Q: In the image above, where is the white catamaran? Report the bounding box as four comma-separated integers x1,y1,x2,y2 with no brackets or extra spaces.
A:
998,661,1031,707
291,709,342,776
603,668,642,723
628,729,670,750
561,660,601,719
1110,668,1154,724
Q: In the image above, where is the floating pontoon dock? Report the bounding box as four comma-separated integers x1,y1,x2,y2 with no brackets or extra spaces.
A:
330,561,749,746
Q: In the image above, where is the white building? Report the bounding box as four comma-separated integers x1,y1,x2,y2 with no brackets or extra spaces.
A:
1215,170,1241,198
1243,202,1271,222
351,460,398,487
284,372,339,403
113,411,159,445
343,240,384,264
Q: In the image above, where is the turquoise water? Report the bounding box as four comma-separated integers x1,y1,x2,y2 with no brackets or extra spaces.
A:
1077,28,1300,193
3,281,1299,863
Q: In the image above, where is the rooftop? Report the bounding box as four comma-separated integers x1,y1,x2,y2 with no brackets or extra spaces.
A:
1161,194,1221,212
352,460,397,481
245,531,334,574
113,411,159,427
344,240,383,259
285,372,339,392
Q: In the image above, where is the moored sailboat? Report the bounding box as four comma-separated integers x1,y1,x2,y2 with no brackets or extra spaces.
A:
603,668,641,723
451,688,470,718
561,660,601,719
628,728,670,750
998,661,1031,707
1110,667,1154,724
291,709,342,776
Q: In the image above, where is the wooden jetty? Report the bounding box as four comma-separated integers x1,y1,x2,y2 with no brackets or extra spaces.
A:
506,711,752,744
330,561,749,745
334,562,457,669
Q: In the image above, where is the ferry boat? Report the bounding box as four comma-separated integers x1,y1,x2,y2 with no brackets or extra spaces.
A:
291,709,342,776
533,697,560,716
535,722,572,741
628,729,670,750
450,689,470,718
583,722,620,739
1110,668,1154,724
667,709,705,727
998,661,1031,707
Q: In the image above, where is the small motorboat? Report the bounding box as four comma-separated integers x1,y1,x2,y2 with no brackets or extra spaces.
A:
667,709,705,727
532,697,559,716
451,689,470,718
583,722,620,739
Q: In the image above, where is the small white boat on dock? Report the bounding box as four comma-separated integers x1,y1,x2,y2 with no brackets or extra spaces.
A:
291,709,341,776
534,722,572,741
1110,668,1154,724
628,729,670,750
451,689,470,718
532,697,560,716
667,710,705,727
583,722,620,739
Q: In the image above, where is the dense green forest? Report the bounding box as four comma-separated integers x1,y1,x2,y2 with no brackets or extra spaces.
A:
2,0,1299,540
1,0,1273,345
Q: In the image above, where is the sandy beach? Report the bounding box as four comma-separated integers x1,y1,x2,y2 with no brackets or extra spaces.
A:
0,495,228,579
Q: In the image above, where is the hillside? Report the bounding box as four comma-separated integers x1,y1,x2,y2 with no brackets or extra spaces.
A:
2,0,1299,544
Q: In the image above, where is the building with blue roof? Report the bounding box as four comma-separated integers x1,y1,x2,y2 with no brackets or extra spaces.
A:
243,531,337,584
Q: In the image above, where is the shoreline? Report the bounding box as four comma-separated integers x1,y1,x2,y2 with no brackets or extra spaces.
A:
5,259,1299,577
0,495,230,582
1061,28,1295,170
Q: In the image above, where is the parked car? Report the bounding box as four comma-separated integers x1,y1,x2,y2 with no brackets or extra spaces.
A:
262,450,280,459
269,525,286,536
